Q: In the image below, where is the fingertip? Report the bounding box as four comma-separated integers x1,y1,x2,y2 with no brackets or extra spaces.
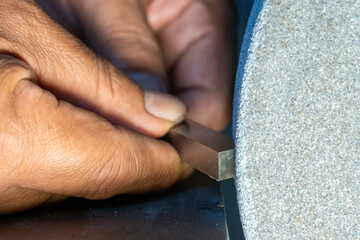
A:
144,90,187,125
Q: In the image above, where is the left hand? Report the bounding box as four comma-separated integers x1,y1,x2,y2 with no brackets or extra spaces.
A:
36,0,236,130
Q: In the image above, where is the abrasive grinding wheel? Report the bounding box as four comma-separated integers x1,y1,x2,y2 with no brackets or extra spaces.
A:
233,0,360,239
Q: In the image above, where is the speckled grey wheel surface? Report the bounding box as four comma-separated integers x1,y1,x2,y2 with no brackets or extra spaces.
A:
233,0,360,239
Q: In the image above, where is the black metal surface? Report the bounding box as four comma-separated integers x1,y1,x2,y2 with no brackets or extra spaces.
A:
0,171,227,240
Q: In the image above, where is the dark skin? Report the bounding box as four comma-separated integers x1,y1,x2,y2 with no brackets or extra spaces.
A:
0,0,235,214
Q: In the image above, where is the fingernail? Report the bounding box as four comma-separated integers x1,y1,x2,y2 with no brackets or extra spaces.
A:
179,163,194,181
144,90,186,124
129,72,167,92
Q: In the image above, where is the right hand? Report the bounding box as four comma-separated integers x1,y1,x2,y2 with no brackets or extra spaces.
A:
0,0,188,214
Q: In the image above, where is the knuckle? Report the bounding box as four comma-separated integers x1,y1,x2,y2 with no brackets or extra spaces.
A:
93,57,138,112
82,140,127,200
0,54,37,91
0,57,36,176
84,134,152,199
94,58,119,101
85,164,121,200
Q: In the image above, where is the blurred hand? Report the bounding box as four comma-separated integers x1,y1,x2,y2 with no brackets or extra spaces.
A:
0,1,189,214
37,0,236,130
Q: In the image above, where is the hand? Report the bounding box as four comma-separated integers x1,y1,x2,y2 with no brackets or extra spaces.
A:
36,0,236,130
0,1,189,214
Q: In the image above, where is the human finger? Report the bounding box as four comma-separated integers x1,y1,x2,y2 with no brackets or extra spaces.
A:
148,0,236,130
69,0,168,92
1,0,186,138
0,54,187,214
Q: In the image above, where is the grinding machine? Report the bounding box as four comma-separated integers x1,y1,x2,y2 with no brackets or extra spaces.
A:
1,0,359,239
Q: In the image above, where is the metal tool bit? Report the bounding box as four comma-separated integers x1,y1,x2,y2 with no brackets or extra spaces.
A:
167,119,235,181
167,119,243,240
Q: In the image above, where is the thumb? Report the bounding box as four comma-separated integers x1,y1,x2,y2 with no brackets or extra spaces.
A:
0,53,188,213
71,0,168,92
0,0,184,137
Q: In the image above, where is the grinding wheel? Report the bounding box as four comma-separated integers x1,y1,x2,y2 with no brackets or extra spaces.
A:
233,0,360,239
